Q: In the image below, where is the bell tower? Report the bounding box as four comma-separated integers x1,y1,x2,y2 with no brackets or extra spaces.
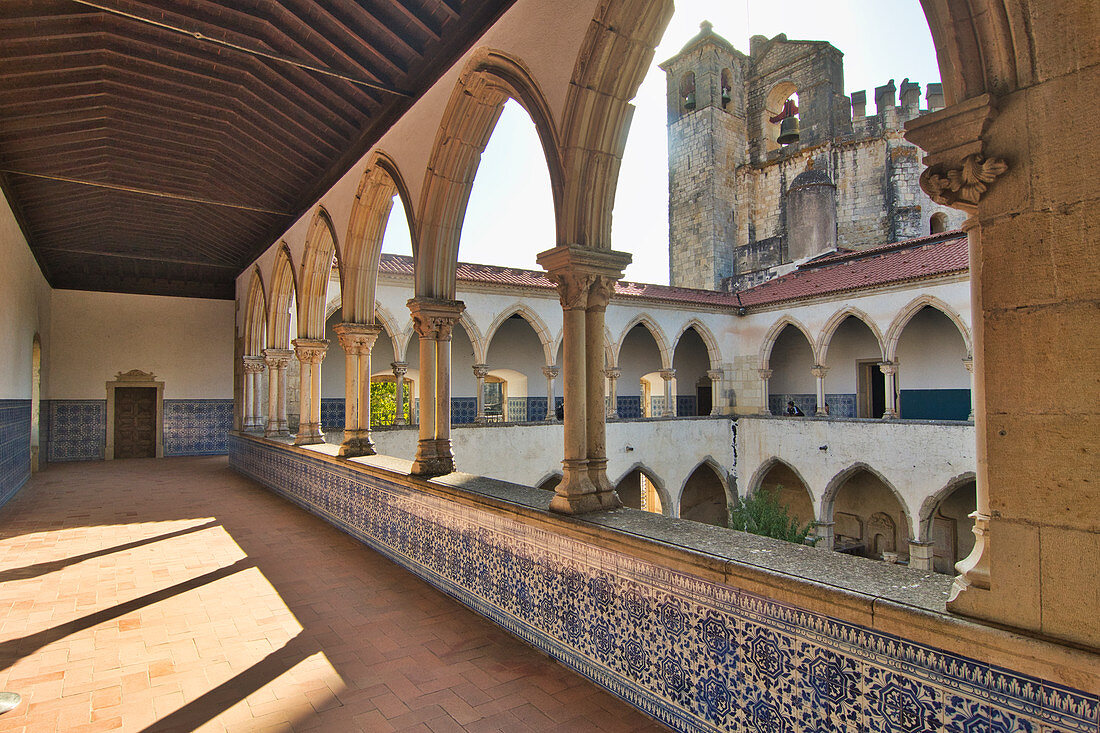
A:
661,22,747,291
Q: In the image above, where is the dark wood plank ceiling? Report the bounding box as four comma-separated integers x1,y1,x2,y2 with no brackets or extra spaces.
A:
0,0,516,299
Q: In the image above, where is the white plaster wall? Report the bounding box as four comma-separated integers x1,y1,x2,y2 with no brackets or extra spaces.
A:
736,416,976,537
618,325,666,398
824,318,882,393
896,308,970,389
0,192,51,399
770,328,816,393
47,291,234,399
369,417,734,513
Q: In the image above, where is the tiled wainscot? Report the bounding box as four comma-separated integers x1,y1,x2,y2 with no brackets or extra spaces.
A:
230,435,1099,733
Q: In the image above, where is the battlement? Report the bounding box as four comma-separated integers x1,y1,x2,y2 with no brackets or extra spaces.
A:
850,78,946,126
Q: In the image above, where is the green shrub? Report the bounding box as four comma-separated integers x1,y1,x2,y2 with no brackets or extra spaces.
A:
728,486,815,545
370,381,410,425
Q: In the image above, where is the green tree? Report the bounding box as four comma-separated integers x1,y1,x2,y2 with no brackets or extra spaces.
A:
370,381,409,425
728,486,815,545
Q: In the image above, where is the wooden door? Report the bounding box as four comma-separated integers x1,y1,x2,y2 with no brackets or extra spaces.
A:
114,387,157,458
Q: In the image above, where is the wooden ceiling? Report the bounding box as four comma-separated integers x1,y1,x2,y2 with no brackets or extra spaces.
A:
0,0,515,299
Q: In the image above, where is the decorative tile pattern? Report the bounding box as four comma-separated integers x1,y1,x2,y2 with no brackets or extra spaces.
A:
825,394,857,418
229,436,1100,733
677,396,698,416
769,393,817,416
451,397,476,424
0,400,31,506
618,396,642,419
163,399,234,456
527,397,548,421
47,400,105,462
650,396,666,416
507,397,527,422
320,398,344,429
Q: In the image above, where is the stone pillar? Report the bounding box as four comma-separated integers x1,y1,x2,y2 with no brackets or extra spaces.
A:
659,368,676,417
758,369,773,415
391,361,408,425
537,245,631,515
542,366,559,421
879,361,898,419
263,348,294,436
407,298,465,476
811,365,829,416
604,368,620,419
241,356,265,431
962,357,975,420
707,369,724,416
813,521,835,551
585,276,621,509
292,339,328,445
334,323,381,458
909,540,936,572
472,364,490,423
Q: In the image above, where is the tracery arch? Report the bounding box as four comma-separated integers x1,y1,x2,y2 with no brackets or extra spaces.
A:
759,315,817,368
243,266,268,356
298,207,341,339
614,314,672,369
816,307,885,364
483,304,555,366
884,295,972,362
268,244,297,350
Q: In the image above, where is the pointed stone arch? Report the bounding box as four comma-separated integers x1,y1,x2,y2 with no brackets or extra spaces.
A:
679,457,731,526
759,315,817,368
343,151,416,324
674,318,721,370
884,295,972,362
456,310,486,365
484,303,555,366
373,301,408,363
298,207,341,339
816,306,886,364
614,314,673,369
613,462,672,516
918,471,978,543
268,244,297,350
822,462,915,540
745,456,816,526
534,471,563,492
243,266,268,357
415,49,565,299
551,327,613,369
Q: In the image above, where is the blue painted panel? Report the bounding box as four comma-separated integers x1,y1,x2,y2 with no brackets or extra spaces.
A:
320,398,345,429
677,396,698,416
48,400,105,462
229,436,1100,733
507,397,527,422
451,397,476,424
617,396,641,419
163,399,234,455
527,397,547,422
900,389,970,421
0,400,31,506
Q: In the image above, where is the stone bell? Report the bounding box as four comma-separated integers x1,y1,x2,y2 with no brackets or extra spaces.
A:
777,115,800,145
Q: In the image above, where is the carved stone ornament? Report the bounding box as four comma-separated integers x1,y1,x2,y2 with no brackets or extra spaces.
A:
603,368,620,380
586,275,616,311
547,272,594,311
920,154,1008,212
407,298,465,341
115,369,157,381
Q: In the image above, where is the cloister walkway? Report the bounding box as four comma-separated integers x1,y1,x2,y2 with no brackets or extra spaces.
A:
0,457,666,732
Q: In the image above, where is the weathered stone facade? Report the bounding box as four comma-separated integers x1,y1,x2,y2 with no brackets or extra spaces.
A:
663,24,966,291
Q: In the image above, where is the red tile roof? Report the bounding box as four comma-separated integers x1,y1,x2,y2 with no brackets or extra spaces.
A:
375,229,969,310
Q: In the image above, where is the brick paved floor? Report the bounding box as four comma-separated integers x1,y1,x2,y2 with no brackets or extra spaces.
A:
0,457,667,732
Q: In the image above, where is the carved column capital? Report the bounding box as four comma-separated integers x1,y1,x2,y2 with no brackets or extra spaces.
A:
536,245,632,312
390,361,408,377
262,348,294,370
758,368,773,380
659,368,676,381
546,272,593,311
472,364,490,380
586,275,617,311
878,361,898,376
962,358,974,374
707,369,724,382
333,322,381,354
407,297,465,340
543,366,560,380
291,338,328,364
242,356,266,374
603,368,620,380
811,365,830,379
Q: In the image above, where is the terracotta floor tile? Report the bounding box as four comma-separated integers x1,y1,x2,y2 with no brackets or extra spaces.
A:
0,458,667,731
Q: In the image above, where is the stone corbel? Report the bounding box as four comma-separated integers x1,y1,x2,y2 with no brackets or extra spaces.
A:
904,93,1008,214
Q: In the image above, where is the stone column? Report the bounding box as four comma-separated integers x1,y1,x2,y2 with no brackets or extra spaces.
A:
292,339,328,445
407,298,465,476
758,369,773,415
242,356,265,431
962,357,975,420
472,364,490,423
334,323,381,458
813,521,835,551
909,540,936,572
262,348,294,436
707,369,724,415
585,276,621,509
879,361,898,419
542,366,559,421
811,365,829,416
537,245,631,515
391,361,408,425
604,368,620,418
659,368,676,417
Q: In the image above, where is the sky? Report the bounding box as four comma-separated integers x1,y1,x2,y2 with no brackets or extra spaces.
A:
381,0,943,286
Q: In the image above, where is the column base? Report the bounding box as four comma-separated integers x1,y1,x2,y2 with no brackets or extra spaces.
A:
392,417,407,426
294,424,325,445
908,540,936,571
410,439,455,476
338,432,376,458
587,459,622,510
550,460,603,515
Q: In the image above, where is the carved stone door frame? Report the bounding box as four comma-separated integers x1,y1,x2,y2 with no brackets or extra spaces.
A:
106,370,164,460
